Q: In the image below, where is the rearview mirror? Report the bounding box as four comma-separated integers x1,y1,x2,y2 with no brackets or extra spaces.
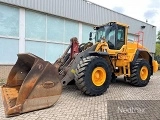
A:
89,32,92,40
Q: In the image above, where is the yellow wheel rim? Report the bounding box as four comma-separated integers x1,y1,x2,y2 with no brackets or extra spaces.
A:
92,67,106,86
140,66,148,80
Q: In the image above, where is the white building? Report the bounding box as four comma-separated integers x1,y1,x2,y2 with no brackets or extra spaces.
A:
0,0,156,65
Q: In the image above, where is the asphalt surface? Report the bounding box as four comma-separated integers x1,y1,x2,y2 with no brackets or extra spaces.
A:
0,71,160,120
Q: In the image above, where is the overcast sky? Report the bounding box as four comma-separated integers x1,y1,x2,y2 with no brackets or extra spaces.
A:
88,0,160,32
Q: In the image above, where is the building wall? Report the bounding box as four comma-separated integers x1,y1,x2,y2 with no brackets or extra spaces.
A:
0,3,157,64
0,3,93,64
0,0,156,53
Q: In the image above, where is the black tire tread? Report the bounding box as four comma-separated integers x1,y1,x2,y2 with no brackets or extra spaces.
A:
75,56,111,96
130,58,151,87
75,56,94,95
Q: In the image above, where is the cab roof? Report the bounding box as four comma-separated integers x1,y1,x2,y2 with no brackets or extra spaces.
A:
94,21,129,30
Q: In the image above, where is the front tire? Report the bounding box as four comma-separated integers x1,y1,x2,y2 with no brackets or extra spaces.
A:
75,56,112,96
130,59,151,87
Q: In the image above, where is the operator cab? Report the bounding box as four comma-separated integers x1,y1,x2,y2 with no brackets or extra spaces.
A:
94,22,126,50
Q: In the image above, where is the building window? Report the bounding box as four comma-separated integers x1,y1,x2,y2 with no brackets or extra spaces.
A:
0,38,18,64
0,4,19,37
65,19,79,43
0,4,19,64
82,24,93,43
25,10,46,40
47,16,64,42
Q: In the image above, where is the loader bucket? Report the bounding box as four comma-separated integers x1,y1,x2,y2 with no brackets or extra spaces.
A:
1,53,62,117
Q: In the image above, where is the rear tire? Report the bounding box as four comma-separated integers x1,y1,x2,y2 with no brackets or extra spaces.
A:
75,56,112,96
130,59,151,87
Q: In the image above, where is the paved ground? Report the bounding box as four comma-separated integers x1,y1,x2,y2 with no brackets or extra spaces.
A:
0,71,160,120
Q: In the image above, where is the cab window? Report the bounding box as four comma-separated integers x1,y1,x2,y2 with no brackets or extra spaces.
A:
108,30,116,49
117,26,125,50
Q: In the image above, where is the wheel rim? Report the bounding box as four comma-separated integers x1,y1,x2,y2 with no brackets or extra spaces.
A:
140,66,148,80
92,67,106,86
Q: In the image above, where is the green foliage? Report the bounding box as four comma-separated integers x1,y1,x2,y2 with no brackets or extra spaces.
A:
155,32,160,66
155,42,160,56
157,30,160,41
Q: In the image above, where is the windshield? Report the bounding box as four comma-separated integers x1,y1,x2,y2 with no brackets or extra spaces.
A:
95,25,112,42
94,23,125,50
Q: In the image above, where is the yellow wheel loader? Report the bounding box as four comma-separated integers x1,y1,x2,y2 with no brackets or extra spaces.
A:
1,22,158,117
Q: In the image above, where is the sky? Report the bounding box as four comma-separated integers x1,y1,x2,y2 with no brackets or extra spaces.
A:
88,0,160,32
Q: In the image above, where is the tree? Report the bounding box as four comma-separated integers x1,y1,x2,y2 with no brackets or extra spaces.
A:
155,42,160,56
157,30,160,41
155,32,160,66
